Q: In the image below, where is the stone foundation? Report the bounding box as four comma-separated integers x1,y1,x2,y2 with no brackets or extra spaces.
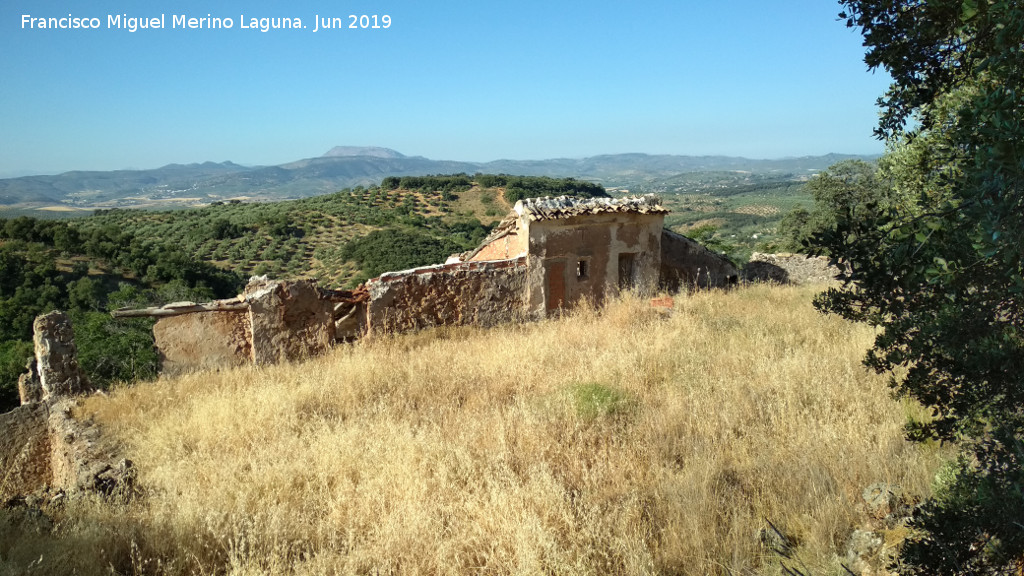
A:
743,252,840,285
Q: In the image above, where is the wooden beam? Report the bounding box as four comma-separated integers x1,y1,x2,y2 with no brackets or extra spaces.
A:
111,301,249,318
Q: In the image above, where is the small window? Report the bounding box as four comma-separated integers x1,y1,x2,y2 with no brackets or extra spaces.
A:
576,259,589,280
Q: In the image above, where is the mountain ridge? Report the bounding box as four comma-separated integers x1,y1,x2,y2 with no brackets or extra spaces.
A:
0,149,877,210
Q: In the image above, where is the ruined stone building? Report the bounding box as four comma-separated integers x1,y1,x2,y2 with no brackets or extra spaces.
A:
112,194,738,375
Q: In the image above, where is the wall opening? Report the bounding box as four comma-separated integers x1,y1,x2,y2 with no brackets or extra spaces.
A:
618,253,636,290
576,259,589,280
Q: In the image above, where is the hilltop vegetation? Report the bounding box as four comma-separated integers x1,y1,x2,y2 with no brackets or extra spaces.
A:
0,285,946,575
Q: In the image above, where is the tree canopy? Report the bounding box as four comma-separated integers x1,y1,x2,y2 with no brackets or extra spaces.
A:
816,1,1024,573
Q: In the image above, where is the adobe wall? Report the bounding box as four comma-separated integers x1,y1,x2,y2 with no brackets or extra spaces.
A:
246,279,335,365
524,212,663,314
137,279,342,374
470,231,526,261
367,257,528,332
660,229,740,290
153,310,251,376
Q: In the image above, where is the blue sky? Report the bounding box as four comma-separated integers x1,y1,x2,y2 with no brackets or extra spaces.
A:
1,0,889,176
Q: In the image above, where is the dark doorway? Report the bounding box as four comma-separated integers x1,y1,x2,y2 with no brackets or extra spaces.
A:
618,253,636,290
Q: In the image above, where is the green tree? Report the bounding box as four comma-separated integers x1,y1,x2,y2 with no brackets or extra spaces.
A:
780,160,890,253
817,1,1024,573
71,311,158,389
0,340,33,413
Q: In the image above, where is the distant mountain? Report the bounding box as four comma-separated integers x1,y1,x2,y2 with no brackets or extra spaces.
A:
0,161,252,206
0,149,877,211
321,146,408,159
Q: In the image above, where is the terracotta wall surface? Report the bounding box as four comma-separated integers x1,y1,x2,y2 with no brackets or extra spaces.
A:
153,311,251,376
525,213,664,315
367,258,528,332
469,231,526,261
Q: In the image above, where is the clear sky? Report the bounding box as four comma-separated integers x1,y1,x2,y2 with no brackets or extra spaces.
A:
1,0,889,176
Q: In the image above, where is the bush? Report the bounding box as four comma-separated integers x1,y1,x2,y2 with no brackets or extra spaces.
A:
340,228,465,278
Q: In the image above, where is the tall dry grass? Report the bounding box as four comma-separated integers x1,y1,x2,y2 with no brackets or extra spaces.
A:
1,284,944,575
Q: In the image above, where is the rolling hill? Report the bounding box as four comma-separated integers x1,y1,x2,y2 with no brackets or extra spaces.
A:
0,148,875,212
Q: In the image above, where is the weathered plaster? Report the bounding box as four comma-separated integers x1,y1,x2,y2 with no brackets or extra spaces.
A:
153,311,251,376
367,257,528,332
247,279,335,365
660,229,739,290
523,212,663,315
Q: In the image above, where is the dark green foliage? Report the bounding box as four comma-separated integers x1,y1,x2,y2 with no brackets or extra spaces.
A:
207,218,246,240
822,1,1024,573
0,340,33,413
777,160,889,254
474,174,507,188
396,174,472,194
339,228,466,278
71,311,158,390
775,208,813,252
502,176,609,203
0,216,241,409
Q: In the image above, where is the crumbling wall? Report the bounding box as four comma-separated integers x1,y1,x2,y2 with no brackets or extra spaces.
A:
1,312,131,501
367,258,528,332
0,403,51,499
33,311,89,400
660,229,739,290
120,279,344,374
524,213,665,314
48,400,134,495
247,279,336,365
153,311,251,376
743,252,840,285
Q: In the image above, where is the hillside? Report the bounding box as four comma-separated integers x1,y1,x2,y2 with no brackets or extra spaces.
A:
0,149,872,214
0,169,820,412
0,175,609,412
0,284,947,575
72,174,606,287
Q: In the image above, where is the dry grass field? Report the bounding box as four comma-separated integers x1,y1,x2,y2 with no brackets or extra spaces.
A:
1,284,945,575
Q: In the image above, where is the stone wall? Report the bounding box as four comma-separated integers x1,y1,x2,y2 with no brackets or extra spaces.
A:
0,400,133,500
48,399,134,495
0,403,51,500
133,279,343,374
743,252,840,285
153,311,251,376
367,257,528,332
1,311,132,501
660,229,740,290
33,311,89,400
